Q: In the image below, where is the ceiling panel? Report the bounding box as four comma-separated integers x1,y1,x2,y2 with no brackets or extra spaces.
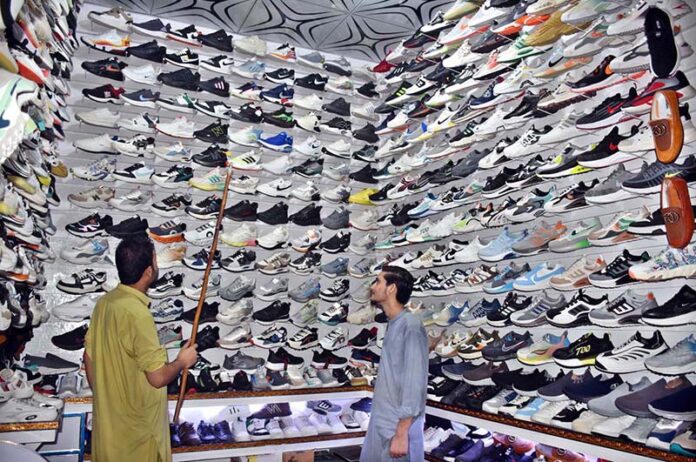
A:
88,0,452,60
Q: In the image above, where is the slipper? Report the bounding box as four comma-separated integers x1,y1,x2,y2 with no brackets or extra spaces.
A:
661,176,694,249
650,89,683,163
645,6,679,78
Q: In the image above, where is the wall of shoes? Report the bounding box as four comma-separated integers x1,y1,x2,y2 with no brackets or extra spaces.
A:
2,0,696,460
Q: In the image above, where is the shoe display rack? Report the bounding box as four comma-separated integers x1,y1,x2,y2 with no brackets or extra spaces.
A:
3,0,696,460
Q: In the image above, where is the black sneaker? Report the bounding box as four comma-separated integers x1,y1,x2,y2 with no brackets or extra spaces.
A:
121,88,159,107
195,325,220,352
258,202,288,225
588,249,650,288
351,144,378,163
227,103,263,124
627,206,672,235
293,158,324,178
391,203,418,226
323,117,352,134
199,76,230,97
66,213,112,237
311,349,348,369
353,123,379,143
481,331,533,361
320,231,351,253
349,163,378,184
427,376,460,401
642,285,696,326
232,370,252,391
250,403,292,420
621,155,696,194
194,121,229,144
56,269,107,295
295,73,328,91
186,195,221,219
553,332,614,368
348,327,378,349
150,271,184,297
481,166,520,198
106,216,148,238
157,69,201,91
322,97,351,117
253,301,291,324
290,252,322,274
486,292,533,327
51,324,88,350
263,107,295,128
224,200,258,221
198,29,234,52
513,370,559,396
126,40,167,62
194,100,232,119
577,125,640,168
265,68,294,84
130,18,170,37
82,84,124,104
568,55,616,92
221,249,257,273
81,57,126,81
290,203,322,226
267,347,304,370
576,87,638,130
182,301,219,323
357,81,379,99
192,144,229,168
165,48,199,69
368,184,396,204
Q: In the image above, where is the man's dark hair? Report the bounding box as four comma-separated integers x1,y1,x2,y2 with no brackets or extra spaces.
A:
381,265,414,305
116,236,155,285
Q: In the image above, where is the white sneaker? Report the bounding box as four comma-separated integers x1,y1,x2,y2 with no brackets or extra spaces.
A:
261,156,293,175
0,397,59,423
324,139,351,158
75,108,120,128
235,35,267,56
257,226,289,250
296,112,321,132
118,113,159,133
352,102,380,122
295,94,324,111
73,134,118,154
184,221,217,246
221,223,257,247
112,163,155,184
112,134,155,157
229,126,263,147
52,294,100,321
257,178,292,197
183,274,222,300
154,142,191,162
156,116,195,138
109,187,153,211
294,135,322,157
327,76,354,95
321,184,351,203
291,181,319,201
230,175,259,194
122,63,158,84
350,209,379,230
230,151,262,171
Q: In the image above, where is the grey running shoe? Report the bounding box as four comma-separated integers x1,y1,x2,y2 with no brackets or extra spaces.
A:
321,257,349,277
588,378,652,418
350,280,371,303
255,252,290,275
217,299,254,324
218,324,252,349
256,277,288,301
348,257,375,278
589,289,658,327
512,220,567,255
322,206,350,230
619,417,659,444
68,185,115,208
349,234,376,255
621,156,696,195
616,377,691,418
157,324,182,347
459,298,501,327
646,419,690,450
585,164,635,204
646,334,696,376
324,163,350,181
223,350,265,373
547,218,602,252
510,290,566,327
288,277,321,303
290,299,319,326
24,353,79,375
220,276,255,301
299,51,324,66
60,238,109,264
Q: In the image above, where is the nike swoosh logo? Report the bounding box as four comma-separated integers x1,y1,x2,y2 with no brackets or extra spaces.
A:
501,341,526,352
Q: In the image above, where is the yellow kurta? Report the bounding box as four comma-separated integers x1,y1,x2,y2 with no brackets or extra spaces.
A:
85,284,171,462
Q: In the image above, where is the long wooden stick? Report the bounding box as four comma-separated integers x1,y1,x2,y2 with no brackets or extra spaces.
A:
173,165,234,423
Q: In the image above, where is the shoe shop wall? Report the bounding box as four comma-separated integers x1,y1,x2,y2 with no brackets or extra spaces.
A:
14,0,696,458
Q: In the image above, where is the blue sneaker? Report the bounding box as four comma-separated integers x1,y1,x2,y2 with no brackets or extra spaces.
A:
459,298,501,327
260,83,294,105
434,301,469,327
233,60,265,79
350,397,372,413
483,262,532,294
512,262,565,292
259,131,293,152
515,397,547,421
288,277,320,302
478,227,528,262
408,192,439,218
647,419,690,450
197,421,217,443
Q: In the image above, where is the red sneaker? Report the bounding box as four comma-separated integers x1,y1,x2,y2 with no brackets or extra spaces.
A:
371,57,394,73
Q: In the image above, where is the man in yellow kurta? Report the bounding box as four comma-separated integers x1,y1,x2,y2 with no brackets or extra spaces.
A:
83,237,197,462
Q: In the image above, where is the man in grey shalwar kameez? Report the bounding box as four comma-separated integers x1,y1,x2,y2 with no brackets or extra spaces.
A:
360,266,429,462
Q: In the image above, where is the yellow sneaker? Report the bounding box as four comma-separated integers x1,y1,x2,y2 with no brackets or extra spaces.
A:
526,7,590,47
349,188,378,205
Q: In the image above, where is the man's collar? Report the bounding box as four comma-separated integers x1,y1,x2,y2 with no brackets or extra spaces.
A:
116,283,150,306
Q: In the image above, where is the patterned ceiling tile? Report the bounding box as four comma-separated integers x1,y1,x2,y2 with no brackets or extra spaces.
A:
88,0,440,60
